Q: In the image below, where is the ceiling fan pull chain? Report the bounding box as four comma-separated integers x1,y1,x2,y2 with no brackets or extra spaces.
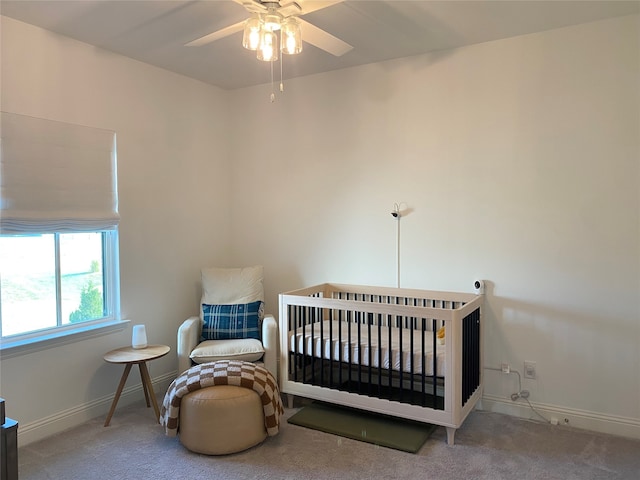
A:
270,60,275,103
280,32,284,93
280,63,284,92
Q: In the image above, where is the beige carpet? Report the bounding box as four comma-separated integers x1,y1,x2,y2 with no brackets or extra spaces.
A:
18,396,640,480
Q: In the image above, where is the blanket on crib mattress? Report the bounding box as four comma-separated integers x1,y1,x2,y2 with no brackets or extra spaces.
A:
160,360,284,437
289,320,447,376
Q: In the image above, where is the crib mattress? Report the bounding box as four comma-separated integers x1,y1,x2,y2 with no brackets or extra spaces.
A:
289,320,446,377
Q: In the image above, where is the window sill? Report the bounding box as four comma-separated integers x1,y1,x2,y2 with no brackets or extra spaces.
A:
0,319,130,359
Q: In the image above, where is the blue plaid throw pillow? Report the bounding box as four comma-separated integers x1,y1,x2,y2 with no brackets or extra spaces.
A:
201,301,262,341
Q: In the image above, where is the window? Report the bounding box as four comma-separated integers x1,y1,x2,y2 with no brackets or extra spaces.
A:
0,231,119,339
0,112,122,349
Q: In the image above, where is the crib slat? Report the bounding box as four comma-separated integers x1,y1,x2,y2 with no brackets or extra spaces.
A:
409,298,416,396
302,306,307,382
421,316,427,407
377,312,383,398
432,317,438,403
367,312,373,395
338,303,343,387
347,309,353,389
312,305,318,386
357,310,362,394
397,295,403,403
329,307,334,387
386,311,393,401
291,304,297,382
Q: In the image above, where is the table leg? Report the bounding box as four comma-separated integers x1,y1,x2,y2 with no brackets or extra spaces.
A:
138,361,161,422
104,363,132,427
138,364,151,408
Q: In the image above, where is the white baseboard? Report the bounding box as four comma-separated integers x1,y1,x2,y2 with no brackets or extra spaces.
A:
481,394,640,440
17,379,640,446
17,372,176,446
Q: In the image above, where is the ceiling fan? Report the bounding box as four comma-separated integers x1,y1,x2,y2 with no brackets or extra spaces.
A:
184,0,353,57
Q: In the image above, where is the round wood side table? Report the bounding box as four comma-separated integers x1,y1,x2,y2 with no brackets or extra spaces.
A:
103,344,170,426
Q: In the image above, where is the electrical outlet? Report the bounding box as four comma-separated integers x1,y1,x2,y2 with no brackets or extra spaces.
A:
524,360,536,379
501,363,510,374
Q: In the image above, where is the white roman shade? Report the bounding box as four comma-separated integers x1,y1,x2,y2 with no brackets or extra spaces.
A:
0,112,119,233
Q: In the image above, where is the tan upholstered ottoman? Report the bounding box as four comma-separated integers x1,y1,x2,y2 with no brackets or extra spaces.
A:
179,385,267,455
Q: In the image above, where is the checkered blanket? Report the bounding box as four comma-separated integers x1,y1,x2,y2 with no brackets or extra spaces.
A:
160,360,284,437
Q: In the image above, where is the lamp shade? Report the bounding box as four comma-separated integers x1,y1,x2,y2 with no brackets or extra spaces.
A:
281,18,302,55
263,10,282,31
242,15,262,50
257,30,278,61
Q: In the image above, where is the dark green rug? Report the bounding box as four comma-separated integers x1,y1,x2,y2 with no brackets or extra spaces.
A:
287,401,436,453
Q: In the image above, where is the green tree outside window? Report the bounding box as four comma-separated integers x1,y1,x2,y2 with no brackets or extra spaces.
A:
69,279,103,323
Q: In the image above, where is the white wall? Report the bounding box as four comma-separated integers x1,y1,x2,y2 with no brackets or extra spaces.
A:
229,15,639,436
1,13,638,444
0,16,232,443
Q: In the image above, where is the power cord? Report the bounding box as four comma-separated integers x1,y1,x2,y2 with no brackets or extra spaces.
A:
523,397,551,424
484,366,550,424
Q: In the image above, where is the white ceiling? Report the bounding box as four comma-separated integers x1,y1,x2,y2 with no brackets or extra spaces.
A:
2,0,638,90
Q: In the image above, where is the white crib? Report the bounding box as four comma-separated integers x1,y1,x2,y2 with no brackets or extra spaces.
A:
279,283,483,445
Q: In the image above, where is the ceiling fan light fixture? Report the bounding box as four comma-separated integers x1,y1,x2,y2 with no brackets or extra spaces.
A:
263,9,282,32
242,14,262,50
281,18,302,55
257,29,278,62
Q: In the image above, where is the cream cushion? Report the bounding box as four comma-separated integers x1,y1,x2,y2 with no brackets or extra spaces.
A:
189,338,264,364
201,265,264,306
179,385,267,455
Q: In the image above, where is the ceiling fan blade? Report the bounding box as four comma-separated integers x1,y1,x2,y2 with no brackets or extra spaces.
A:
295,1,344,15
234,0,268,14
278,0,342,17
298,18,353,56
185,21,245,47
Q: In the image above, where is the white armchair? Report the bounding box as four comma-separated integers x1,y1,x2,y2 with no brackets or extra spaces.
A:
177,266,278,380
